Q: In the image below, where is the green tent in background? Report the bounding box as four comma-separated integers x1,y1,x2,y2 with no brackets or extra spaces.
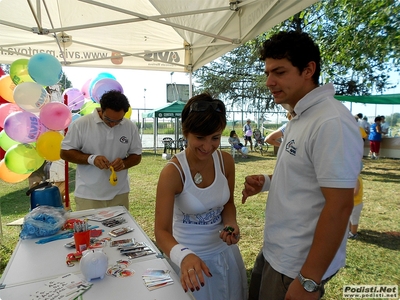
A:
142,101,186,152
335,94,400,105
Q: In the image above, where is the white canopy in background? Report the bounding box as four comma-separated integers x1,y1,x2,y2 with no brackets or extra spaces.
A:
0,0,317,72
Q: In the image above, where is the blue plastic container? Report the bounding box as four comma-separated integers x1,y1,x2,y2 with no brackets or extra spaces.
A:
27,182,63,210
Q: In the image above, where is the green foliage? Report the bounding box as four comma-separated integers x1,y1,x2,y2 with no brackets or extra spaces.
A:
193,0,400,106
193,41,278,114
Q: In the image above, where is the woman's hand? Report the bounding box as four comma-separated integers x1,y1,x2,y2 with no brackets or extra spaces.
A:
180,254,212,293
219,224,240,245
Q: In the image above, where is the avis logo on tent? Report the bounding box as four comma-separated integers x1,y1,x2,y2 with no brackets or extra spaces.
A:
143,51,180,63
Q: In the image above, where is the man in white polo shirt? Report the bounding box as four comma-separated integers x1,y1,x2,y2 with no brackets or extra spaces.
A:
242,31,363,300
61,90,142,211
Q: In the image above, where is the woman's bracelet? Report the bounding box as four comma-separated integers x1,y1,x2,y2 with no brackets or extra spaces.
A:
170,244,195,268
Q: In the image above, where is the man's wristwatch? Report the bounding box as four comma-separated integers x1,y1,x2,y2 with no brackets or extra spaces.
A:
297,272,321,292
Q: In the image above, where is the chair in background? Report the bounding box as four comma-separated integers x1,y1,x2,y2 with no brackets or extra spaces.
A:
176,137,187,152
162,137,177,154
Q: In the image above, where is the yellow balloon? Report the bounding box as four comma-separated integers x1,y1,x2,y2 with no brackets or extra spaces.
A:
124,106,132,119
0,75,16,103
36,131,64,161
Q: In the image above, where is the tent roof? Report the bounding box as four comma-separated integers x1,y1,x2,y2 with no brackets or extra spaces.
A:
0,0,317,72
143,100,186,118
335,94,400,105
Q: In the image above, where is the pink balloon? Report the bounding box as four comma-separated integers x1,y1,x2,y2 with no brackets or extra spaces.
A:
0,103,22,128
39,102,72,130
91,78,124,103
3,111,47,143
62,88,85,111
81,78,92,99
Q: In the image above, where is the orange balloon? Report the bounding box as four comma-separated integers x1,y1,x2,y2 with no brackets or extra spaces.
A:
0,75,16,103
0,159,31,183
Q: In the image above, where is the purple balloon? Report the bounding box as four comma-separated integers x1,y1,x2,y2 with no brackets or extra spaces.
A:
91,78,123,103
63,88,85,111
3,111,47,143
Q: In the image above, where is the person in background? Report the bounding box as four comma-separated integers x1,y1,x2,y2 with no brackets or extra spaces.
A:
265,112,292,147
380,115,389,136
360,116,370,135
264,124,286,147
368,116,382,159
155,93,247,300
60,90,142,211
355,116,367,142
348,173,363,239
242,31,363,300
243,119,253,151
228,130,248,158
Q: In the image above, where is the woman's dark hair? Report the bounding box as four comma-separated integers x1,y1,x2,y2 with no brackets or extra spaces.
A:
230,130,236,137
100,90,130,113
181,93,226,137
259,31,321,85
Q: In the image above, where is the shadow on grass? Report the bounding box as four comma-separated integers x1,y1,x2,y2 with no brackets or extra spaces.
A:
354,229,400,250
361,171,400,183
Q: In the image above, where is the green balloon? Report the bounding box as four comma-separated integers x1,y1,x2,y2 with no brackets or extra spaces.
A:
80,101,100,116
4,144,44,174
0,130,20,151
10,58,34,85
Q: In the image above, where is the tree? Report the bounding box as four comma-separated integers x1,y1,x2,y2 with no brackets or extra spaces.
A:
194,41,276,115
193,0,400,110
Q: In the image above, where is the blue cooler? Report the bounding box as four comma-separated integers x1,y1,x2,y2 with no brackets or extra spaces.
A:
26,181,63,210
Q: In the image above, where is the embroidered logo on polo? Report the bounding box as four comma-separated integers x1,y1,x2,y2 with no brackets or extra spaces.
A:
285,139,296,156
120,136,129,144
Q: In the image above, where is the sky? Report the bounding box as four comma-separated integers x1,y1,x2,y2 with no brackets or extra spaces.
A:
63,66,400,122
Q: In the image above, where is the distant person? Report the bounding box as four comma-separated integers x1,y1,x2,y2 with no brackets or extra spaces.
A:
265,112,292,147
243,119,253,151
242,31,363,300
264,124,286,147
355,116,367,141
228,130,248,158
348,174,363,239
380,115,389,136
155,93,248,300
61,90,142,211
360,116,370,135
368,116,382,159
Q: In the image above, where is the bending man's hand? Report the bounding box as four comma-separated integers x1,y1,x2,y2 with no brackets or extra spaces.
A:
242,175,265,204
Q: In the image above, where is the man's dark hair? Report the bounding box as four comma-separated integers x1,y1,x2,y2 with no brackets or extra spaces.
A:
100,90,130,113
357,113,363,119
375,116,382,122
259,31,321,85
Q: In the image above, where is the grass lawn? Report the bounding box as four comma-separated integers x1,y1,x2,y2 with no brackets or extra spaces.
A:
1,148,399,299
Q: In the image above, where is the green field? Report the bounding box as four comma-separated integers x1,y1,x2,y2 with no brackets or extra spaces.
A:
1,148,399,299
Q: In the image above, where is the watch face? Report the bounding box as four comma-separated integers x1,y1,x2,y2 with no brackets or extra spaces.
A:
304,280,317,292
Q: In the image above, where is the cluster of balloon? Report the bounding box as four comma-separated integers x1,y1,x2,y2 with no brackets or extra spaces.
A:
73,72,130,119
0,54,72,183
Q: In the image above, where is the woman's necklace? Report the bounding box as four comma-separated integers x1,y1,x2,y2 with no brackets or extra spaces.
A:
193,172,203,185
191,157,212,185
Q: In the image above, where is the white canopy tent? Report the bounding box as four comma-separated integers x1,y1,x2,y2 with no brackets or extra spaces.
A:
0,0,317,73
